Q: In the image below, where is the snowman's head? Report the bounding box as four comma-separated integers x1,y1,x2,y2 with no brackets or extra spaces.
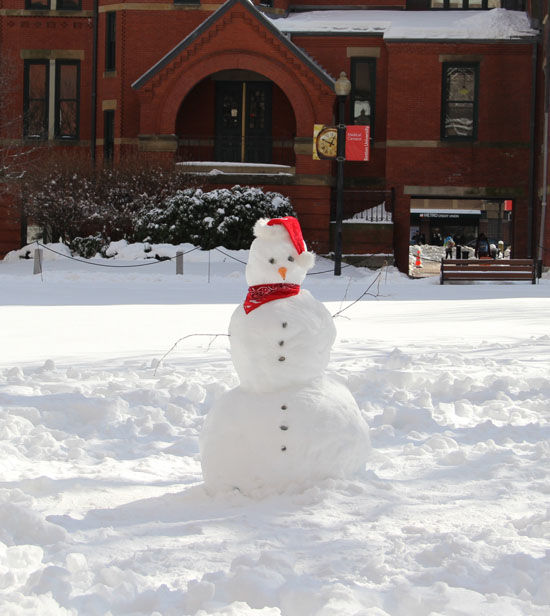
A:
246,217,315,286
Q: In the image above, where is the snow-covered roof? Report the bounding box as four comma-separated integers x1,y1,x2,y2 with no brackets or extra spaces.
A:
270,9,538,40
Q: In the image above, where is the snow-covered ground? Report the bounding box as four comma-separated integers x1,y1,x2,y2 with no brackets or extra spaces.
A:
1,242,550,615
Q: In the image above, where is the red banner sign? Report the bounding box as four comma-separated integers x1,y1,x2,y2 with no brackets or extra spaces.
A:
345,125,370,161
504,199,513,211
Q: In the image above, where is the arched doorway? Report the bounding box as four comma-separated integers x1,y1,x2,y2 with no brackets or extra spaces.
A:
175,70,296,166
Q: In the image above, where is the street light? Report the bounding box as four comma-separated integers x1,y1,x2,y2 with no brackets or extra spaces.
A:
334,71,351,276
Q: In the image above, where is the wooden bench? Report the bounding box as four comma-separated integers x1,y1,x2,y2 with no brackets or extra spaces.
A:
440,258,536,285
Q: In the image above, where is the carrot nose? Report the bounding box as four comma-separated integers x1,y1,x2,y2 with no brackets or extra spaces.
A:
278,267,287,280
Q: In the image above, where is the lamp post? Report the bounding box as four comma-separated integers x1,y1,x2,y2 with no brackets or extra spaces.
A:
334,71,351,276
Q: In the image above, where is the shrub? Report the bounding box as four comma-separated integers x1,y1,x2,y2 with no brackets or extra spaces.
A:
70,233,106,259
22,153,194,245
22,151,295,250
135,185,295,250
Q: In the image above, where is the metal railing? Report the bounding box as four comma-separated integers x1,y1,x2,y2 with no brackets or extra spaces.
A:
345,201,393,223
331,188,395,223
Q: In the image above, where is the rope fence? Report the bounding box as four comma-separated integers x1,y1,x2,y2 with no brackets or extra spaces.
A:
28,240,387,278
34,241,199,268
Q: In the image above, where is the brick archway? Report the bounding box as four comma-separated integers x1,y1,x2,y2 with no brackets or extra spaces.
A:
149,52,329,138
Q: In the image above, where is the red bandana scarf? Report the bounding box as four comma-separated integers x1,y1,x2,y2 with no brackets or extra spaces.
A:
243,283,300,314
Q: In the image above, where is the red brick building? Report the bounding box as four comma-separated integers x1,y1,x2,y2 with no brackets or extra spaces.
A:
1,0,546,271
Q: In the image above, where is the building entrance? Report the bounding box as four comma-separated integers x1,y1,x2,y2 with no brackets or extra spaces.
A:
215,81,272,163
410,198,512,247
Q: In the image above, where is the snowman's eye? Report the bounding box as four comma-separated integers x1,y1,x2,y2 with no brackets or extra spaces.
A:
288,256,295,262
269,258,276,264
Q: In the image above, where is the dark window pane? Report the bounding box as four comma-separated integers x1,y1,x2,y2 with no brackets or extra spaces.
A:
26,100,48,137
104,110,115,162
222,93,240,130
248,88,266,131
26,0,50,8
105,12,116,71
56,61,79,139
58,101,77,137
351,59,376,131
59,64,77,99
447,67,475,102
444,102,475,138
442,62,478,141
29,64,47,98
24,60,48,138
57,0,81,8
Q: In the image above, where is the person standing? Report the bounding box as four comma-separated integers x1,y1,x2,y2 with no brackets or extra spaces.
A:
475,233,490,258
444,235,455,259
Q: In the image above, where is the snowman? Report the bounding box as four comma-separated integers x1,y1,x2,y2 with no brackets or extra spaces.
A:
200,216,371,495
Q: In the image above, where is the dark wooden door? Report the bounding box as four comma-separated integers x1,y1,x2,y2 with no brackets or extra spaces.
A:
215,82,242,162
245,82,272,163
215,82,272,163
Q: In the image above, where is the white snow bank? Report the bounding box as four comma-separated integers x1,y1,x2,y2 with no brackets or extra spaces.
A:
3,242,71,262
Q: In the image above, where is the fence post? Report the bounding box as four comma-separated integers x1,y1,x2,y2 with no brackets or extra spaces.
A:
176,251,184,275
33,249,43,275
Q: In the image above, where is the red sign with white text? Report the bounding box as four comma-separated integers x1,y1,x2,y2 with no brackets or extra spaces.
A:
345,125,370,161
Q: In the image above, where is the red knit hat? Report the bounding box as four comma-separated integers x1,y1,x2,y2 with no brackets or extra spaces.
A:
266,216,305,255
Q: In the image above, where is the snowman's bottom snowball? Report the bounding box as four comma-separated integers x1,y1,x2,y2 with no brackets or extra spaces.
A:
199,376,371,495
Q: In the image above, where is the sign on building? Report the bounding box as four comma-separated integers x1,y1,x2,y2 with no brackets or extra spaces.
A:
313,124,370,161
345,125,370,161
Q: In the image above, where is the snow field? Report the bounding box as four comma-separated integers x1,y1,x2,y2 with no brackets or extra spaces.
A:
1,244,550,614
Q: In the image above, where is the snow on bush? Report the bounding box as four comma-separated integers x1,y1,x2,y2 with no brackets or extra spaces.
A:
23,152,295,255
135,186,295,250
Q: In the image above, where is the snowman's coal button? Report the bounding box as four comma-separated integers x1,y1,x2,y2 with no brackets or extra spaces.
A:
278,356,286,362
282,322,288,328
280,425,288,431
281,405,287,410
281,446,287,451
279,340,284,346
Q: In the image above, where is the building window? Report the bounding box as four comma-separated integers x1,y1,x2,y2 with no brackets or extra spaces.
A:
105,12,116,72
55,61,80,139
25,0,50,8
57,0,82,9
23,60,49,139
25,0,82,8
350,58,376,134
104,110,115,162
441,62,479,141
24,59,80,140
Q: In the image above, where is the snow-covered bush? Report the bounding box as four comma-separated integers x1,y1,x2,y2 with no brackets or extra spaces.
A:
135,186,295,250
70,233,106,259
22,152,294,251
22,153,194,245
